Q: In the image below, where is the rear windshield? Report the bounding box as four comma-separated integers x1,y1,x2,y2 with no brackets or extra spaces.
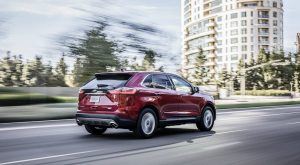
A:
82,73,133,89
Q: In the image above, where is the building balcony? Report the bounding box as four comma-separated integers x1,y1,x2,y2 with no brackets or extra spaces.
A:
203,0,212,4
184,30,216,42
206,37,216,43
207,22,216,27
258,15,269,19
258,41,270,44
183,49,199,56
203,45,216,51
207,53,216,58
205,61,216,66
258,32,269,36
257,23,269,27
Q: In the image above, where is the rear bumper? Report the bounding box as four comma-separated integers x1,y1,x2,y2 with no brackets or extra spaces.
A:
75,113,136,128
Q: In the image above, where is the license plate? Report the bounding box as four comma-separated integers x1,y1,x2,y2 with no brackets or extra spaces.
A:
90,96,100,103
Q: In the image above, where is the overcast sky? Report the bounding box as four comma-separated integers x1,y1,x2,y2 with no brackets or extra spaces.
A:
0,0,299,71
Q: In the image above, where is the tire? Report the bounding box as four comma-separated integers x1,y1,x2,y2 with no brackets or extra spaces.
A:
196,106,215,131
134,108,158,138
85,125,107,135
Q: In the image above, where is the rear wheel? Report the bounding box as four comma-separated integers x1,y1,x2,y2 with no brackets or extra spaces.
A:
85,125,107,135
134,108,158,138
196,106,214,131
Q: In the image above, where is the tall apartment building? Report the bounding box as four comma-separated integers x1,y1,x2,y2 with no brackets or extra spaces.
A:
181,0,284,83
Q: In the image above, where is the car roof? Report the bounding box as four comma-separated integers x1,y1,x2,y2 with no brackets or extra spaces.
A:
95,71,162,75
94,71,181,78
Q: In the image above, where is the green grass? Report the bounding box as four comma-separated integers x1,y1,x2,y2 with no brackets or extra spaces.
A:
217,101,300,109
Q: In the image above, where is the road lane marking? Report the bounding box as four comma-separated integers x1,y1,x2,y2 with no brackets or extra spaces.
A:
215,129,248,135
0,150,103,165
218,111,300,121
0,129,247,164
0,124,76,131
218,106,300,115
203,142,241,151
286,121,300,125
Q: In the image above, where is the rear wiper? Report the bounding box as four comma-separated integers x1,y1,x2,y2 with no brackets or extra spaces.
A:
97,84,115,90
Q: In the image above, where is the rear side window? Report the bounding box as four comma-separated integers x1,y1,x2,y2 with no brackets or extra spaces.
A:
142,74,173,90
82,74,132,89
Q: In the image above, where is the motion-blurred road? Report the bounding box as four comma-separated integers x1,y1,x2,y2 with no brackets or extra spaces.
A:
1,105,300,165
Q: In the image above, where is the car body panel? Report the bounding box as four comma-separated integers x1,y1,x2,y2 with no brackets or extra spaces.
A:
76,71,216,129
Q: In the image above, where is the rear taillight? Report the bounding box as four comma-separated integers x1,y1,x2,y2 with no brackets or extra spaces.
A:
78,89,85,101
109,87,137,95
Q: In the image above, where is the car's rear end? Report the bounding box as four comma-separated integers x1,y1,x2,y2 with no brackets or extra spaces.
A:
76,72,140,129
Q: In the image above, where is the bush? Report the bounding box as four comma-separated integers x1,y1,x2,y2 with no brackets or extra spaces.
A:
234,90,291,96
0,93,77,106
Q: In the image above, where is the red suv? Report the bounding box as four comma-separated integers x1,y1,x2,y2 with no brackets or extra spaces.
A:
76,71,216,138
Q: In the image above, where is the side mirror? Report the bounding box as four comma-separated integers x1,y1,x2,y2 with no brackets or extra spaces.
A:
193,87,200,93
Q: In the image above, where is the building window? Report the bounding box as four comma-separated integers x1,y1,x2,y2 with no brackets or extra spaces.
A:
241,12,247,17
231,54,238,61
217,56,223,62
273,2,278,8
217,40,222,46
241,28,247,34
217,16,222,22
231,38,238,44
217,48,222,53
231,13,238,19
217,24,222,30
231,21,238,27
241,20,247,26
273,11,277,18
273,20,278,26
274,37,278,43
273,28,278,35
242,45,247,51
242,37,247,43
231,46,238,52
242,54,247,60
231,29,238,36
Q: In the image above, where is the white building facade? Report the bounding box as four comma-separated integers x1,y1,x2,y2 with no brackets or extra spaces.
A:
181,0,284,82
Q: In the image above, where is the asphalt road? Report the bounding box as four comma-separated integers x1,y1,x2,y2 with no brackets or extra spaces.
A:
1,105,300,165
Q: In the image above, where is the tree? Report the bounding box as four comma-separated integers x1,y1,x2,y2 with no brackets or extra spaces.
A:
68,25,121,86
141,50,156,71
192,47,208,85
0,51,14,86
218,69,231,88
257,48,269,64
128,50,162,71
10,55,24,86
53,55,68,86
72,58,83,87
21,56,46,86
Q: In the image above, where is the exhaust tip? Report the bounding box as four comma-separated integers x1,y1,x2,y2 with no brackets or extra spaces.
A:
109,121,118,128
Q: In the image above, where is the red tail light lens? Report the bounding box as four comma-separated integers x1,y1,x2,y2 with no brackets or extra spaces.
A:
109,88,137,95
78,89,85,101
